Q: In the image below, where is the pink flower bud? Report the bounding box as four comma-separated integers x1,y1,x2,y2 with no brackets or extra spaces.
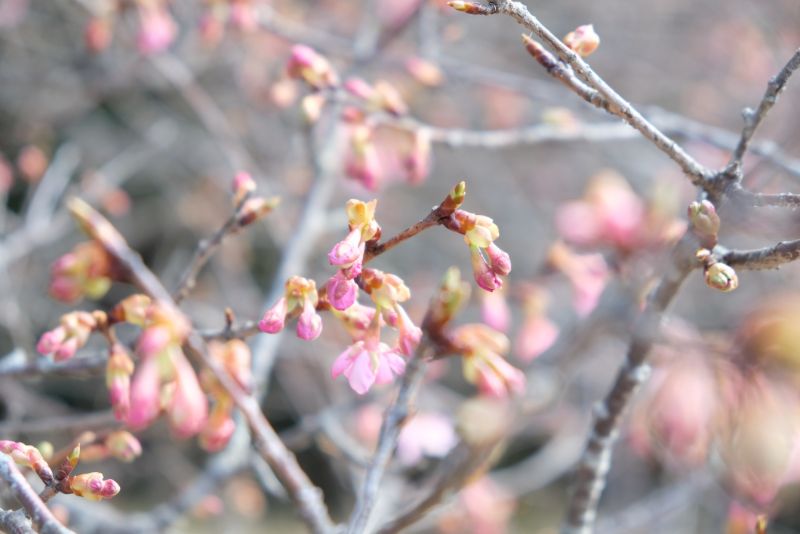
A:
105,431,142,463
327,272,359,311
481,290,511,333
137,325,172,357
486,243,511,276
136,6,176,55
106,344,134,420
199,414,236,452
37,327,66,355
126,354,162,431
68,473,120,501
328,227,364,266
344,78,375,100
84,16,112,54
296,299,322,341
55,337,80,362
167,353,208,438
470,247,501,292
258,297,288,334
232,171,256,206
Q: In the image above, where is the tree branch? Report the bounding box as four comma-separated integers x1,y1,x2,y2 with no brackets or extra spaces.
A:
718,239,800,271
0,453,75,534
564,233,698,533
730,48,800,166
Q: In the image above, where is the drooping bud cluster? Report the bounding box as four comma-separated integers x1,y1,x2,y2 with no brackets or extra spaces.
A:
199,339,252,451
331,268,421,395
258,276,323,340
49,241,115,303
451,324,526,398
37,311,101,361
563,24,601,57
109,296,209,438
324,199,382,311
444,205,511,292
696,249,738,292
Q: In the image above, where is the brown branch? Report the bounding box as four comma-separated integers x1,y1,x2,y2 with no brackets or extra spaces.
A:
0,453,75,534
718,239,800,271
729,186,800,208
67,199,337,534
459,0,711,186
345,345,432,534
564,233,698,533
730,48,800,166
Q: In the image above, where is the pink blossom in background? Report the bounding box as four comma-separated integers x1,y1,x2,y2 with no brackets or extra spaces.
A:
548,241,610,317
439,477,516,534
480,289,511,332
397,413,457,465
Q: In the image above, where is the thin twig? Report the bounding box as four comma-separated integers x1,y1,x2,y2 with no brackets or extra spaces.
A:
718,239,800,271
346,346,431,534
729,186,800,208
564,233,698,534
463,0,710,186
0,453,75,534
730,48,800,166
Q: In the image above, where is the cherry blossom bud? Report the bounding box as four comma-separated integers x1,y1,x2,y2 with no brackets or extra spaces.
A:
373,81,408,116
286,44,339,89
705,262,738,292
0,441,53,484
104,431,142,463
428,267,471,328
68,473,120,501
85,16,112,53
688,200,720,248
111,294,152,326
405,57,444,87
199,412,236,452
486,243,511,276
301,93,326,123
236,196,280,227
17,145,48,183
136,5,176,55
232,171,256,206
126,354,162,431
404,128,432,185
521,34,559,70
137,325,172,357
328,227,364,267
106,343,134,420
447,1,494,15
344,78,375,100
481,289,511,333
258,297,288,333
563,24,600,57
470,247,501,292
167,353,208,438
327,272,359,311
296,299,322,341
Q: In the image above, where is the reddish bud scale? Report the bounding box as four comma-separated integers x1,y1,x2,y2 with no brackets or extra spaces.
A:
447,1,495,15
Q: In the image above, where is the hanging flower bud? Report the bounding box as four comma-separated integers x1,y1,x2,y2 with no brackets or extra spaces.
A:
403,128,432,185
104,431,142,463
372,80,408,116
37,311,98,361
49,241,114,303
106,343,134,420
297,299,323,340
453,324,525,398
126,353,162,431
0,440,54,484
286,44,339,89
326,272,359,311
258,297,288,333
563,24,600,57
232,171,256,206
167,353,209,438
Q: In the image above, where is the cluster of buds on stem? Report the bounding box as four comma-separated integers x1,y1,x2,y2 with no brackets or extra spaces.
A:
49,241,115,303
1,441,120,501
37,311,103,361
258,276,323,340
443,193,512,292
325,199,382,311
697,249,738,292
331,268,421,395
199,339,252,451
110,296,209,438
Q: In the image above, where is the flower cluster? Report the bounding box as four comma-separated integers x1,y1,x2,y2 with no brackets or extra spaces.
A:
331,268,421,395
199,339,252,451
325,199,382,311
49,241,114,303
67,472,122,501
451,324,525,398
111,296,209,438
0,440,54,483
445,207,511,292
37,311,102,361
258,276,323,340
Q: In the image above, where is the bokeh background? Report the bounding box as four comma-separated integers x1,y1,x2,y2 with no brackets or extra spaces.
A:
2,0,800,532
